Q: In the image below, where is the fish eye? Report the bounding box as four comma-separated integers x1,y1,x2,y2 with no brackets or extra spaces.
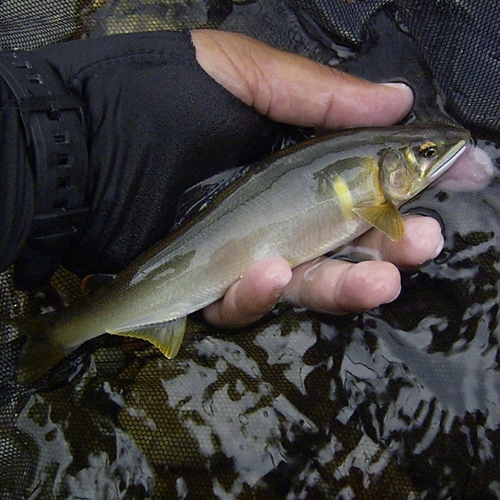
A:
418,141,438,158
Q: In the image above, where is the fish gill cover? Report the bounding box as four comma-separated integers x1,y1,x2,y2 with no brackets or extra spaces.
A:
1,1,500,499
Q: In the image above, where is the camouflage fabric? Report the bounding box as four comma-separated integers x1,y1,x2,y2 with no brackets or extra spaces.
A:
1,1,500,498
2,153,500,498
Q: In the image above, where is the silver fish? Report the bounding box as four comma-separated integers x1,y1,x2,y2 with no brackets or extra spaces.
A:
13,124,470,382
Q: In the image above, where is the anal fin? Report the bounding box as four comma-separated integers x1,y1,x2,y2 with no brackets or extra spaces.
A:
110,316,187,358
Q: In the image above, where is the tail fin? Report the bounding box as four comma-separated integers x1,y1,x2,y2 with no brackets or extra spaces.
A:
12,314,70,384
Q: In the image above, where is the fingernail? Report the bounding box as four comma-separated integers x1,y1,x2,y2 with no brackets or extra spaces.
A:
406,215,444,258
381,82,411,91
265,267,293,299
432,234,445,259
379,280,401,305
382,82,414,98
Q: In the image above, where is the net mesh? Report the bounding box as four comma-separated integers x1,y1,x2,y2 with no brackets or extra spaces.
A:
1,1,500,498
287,0,500,133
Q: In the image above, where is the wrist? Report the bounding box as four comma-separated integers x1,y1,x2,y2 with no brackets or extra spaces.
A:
0,50,90,288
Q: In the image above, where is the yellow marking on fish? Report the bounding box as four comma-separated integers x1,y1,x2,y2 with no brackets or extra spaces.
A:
419,141,438,158
333,176,354,219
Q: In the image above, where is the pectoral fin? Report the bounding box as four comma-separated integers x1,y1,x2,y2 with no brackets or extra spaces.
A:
352,202,405,241
109,316,187,358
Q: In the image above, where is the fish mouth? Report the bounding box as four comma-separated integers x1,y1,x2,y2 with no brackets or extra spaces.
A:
426,138,468,184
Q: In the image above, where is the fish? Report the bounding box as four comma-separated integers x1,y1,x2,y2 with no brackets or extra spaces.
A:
12,124,470,383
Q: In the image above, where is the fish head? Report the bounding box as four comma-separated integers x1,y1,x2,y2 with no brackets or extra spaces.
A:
379,126,471,203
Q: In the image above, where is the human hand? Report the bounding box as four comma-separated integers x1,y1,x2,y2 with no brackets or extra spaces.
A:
189,30,438,326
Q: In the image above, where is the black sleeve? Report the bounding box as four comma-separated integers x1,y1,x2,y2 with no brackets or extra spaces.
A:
0,86,35,274
0,31,285,286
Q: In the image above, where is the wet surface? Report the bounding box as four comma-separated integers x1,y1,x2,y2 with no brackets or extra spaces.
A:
1,141,499,499
1,2,500,499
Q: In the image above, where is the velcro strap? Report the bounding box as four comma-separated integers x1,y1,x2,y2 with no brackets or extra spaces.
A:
0,50,90,287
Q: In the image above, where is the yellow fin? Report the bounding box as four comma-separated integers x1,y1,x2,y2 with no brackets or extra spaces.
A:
352,202,405,241
110,316,186,358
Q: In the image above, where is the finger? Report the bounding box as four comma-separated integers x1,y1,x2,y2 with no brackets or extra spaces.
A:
355,215,444,269
191,29,414,129
436,145,495,192
203,257,292,328
282,258,401,314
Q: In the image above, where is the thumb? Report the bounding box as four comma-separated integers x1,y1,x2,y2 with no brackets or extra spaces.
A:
191,29,414,129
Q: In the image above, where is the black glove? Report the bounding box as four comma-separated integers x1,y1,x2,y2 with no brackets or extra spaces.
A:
0,31,285,288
